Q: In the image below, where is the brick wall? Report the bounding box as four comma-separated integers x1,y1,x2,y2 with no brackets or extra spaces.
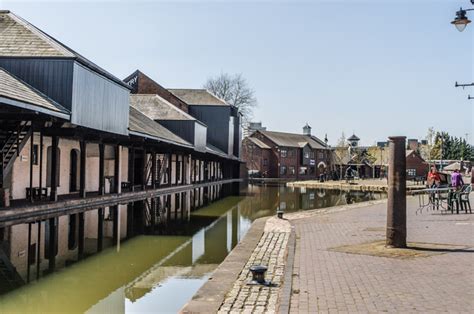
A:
135,72,189,113
406,152,428,179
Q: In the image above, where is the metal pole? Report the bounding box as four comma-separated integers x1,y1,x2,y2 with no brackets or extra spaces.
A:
386,136,407,248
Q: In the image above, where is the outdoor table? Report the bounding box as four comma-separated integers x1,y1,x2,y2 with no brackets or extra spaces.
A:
411,187,458,215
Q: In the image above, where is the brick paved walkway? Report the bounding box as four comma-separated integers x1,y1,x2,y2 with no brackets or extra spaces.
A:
218,217,291,314
288,196,474,313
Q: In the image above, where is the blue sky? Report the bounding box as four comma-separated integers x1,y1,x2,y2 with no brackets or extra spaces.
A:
1,0,472,146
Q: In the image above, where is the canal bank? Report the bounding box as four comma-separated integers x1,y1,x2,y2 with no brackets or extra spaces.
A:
287,179,426,193
182,193,388,313
0,184,385,313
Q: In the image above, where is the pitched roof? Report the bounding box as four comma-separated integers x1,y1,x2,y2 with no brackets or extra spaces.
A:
0,67,69,116
128,107,192,148
347,134,360,141
259,130,327,149
130,94,198,122
0,11,130,89
247,137,271,149
168,89,229,106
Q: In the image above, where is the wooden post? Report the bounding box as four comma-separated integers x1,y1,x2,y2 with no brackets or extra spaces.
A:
78,212,85,259
386,136,407,248
97,208,104,251
29,129,34,202
175,155,180,186
79,141,87,198
27,222,31,282
168,153,172,187
98,143,105,196
48,217,56,270
142,148,147,190
49,136,58,201
36,220,41,279
39,132,43,199
114,145,121,194
151,151,157,189
129,147,135,191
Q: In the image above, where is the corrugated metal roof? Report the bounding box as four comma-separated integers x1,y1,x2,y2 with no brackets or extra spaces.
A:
168,89,229,106
0,11,130,89
129,106,192,148
259,130,327,149
130,94,196,121
247,137,271,149
0,67,69,114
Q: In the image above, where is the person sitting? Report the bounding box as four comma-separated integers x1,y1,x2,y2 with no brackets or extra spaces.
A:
427,165,441,188
451,169,464,191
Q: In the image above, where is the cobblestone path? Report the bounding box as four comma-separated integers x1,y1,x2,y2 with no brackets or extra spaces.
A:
218,217,291,314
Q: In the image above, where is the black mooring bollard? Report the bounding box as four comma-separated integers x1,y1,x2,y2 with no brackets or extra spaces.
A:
277,208,284,219
249,265,268,285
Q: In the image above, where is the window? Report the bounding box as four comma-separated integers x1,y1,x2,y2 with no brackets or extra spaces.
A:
289,166,295,175
310,151,315,159
280,149,287,158
280,166,287,175
32,145,39,165
304,152,310,159
288,150,294,157
299,167,308,175
263,159,268,166
407,169,416,176
318,152,324,159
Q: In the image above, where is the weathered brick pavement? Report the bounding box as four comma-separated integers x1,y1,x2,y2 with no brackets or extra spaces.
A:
218,217,291,314
288,196,474,313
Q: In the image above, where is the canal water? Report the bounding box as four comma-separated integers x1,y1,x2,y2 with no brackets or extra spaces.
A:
0,184,385,313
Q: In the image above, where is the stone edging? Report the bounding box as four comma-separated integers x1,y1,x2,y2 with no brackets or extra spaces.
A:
180,217,268,314
278,226,296,314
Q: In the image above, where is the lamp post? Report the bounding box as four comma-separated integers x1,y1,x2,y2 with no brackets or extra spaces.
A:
451,1,474,31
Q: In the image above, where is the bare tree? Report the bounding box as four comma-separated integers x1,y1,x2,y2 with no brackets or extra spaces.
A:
204,73,257,123
336,132,347,147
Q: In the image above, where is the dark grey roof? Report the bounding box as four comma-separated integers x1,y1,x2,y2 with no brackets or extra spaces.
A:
129,106,192,148
259,130,327,149
348,134,360,141
247,137,271,149
168,89,229,106
0,67,69,116
206,144,228,158
130,94,198,122
0,11,130,89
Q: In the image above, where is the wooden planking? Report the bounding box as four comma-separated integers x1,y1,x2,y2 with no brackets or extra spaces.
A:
71,62,129,135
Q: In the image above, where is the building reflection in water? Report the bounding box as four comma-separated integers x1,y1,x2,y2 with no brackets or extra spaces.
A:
0,183,384,313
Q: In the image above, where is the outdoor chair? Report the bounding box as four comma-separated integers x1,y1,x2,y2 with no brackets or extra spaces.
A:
458,185,472,213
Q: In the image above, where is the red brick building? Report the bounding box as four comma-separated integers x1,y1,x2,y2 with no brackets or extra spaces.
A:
242,124,330,180
406,149,429,179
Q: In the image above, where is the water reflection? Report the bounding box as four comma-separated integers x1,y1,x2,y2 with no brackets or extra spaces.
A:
0,184,384,313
